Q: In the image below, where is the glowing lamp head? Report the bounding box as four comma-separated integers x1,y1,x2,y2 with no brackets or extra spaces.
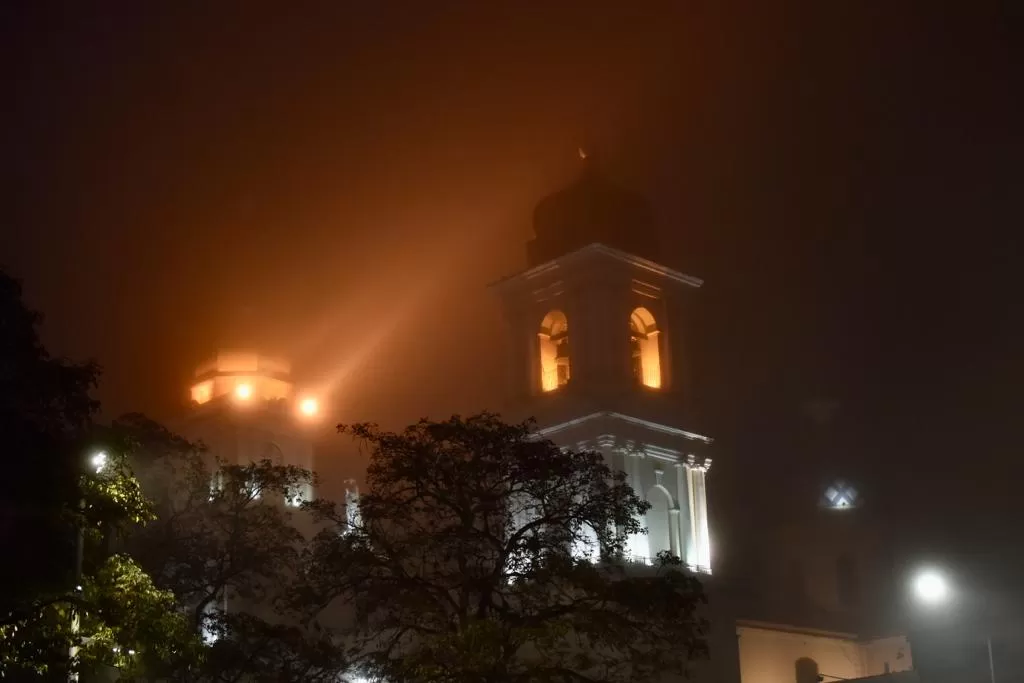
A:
91,451,108,474
234,383,253,401
913,569,949,605
298,397,319,418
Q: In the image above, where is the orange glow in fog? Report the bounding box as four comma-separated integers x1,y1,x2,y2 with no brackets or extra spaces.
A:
298,397,319,417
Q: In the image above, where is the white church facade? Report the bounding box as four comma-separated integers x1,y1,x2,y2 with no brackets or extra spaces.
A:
492,242,713,573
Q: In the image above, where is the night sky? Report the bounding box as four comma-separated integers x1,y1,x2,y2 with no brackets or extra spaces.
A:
4,1,1022,607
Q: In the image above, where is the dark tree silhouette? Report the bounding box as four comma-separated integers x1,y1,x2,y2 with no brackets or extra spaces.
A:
301,413,708,683
118,413,348,682
0,269,100,612
0,269,197,679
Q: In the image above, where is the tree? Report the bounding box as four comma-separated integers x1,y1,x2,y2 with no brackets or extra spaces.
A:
0,419,199,680
197,612,350,683
119,414,349,682
0,269,99,612
0,269,198,679
300,414,708,683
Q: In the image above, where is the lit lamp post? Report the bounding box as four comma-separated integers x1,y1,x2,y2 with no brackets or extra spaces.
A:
912,568,949,606
298,397,319,419
910,567,995,683
70,450,108,682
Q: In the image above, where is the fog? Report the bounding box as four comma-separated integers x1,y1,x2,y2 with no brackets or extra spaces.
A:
5,1,1021,591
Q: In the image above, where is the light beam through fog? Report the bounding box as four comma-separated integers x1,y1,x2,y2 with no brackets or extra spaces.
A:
298,225,495,410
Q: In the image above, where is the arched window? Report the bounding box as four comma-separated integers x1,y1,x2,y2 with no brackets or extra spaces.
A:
794,657,820,683
646,485,674,561
538,310,570,392
630,307,662,389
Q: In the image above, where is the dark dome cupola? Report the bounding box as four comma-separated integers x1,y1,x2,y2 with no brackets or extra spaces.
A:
526,159,661,266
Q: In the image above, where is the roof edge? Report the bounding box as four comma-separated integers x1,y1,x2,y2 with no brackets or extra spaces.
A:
533,410,713,445
489,242,704,291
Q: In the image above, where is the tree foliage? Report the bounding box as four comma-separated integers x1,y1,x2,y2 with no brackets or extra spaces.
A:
0,552,196,680
0,269,100,611
0,269,346,681
198,612,350,683
0,269,200,679
301,413,708,683
0,432,199,680
119,414,348,682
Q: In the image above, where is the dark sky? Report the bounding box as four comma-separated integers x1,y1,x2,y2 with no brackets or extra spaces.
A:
4,1,1022,601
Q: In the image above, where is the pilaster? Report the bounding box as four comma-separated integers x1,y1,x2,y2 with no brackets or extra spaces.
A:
676,462,695,564
685,461,699,566
669,509,682,557
686,453,713,573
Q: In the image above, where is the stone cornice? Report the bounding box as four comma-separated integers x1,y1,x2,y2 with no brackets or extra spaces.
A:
489,242,704,292
534,410,713,445
736,619,861,642
686,452,713,472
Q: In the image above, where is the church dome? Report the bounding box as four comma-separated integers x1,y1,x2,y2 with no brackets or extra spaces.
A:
526,162,661,266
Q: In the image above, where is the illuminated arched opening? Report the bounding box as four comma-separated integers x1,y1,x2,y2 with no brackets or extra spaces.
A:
630,307,661,389
538,310,570,392
646,485,673,561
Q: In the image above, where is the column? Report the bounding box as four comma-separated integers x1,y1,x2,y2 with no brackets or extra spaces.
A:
685,463,699,567
625,449,647,562
675,462,694,564
668,509,681,557
693,466,711,572
627,449,644,496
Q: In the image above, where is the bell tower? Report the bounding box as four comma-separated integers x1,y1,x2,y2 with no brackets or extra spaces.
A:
179,350,322,503
492,161,713,572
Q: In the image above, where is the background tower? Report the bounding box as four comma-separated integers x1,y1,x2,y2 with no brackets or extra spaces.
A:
492,162,713,572
180,350,320,500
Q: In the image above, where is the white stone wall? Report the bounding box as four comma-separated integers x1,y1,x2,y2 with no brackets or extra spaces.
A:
736,624,913,683
613,443,711,572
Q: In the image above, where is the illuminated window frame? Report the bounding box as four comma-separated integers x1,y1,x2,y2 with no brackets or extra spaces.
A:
538,310,570,392
630,307,662,389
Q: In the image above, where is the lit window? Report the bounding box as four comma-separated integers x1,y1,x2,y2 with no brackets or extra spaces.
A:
208,470,224,501
538,310,570,392
191,380,213,405
822,480,859,510
629,307,661,389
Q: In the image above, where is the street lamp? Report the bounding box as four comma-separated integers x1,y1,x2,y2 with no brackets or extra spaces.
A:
912,568,949,605
90,450,108,474
298,396,319,419
73,449,109,681
910,567,995,683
